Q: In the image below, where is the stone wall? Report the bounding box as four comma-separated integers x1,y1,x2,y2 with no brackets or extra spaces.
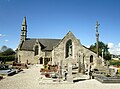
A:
53,32,83,65
17,31,103,68
17,50,46,64
17,50,35,63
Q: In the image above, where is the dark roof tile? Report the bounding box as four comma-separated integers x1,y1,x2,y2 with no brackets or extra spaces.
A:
20,38,61,51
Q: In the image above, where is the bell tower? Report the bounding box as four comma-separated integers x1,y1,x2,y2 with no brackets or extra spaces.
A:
20,16,27,42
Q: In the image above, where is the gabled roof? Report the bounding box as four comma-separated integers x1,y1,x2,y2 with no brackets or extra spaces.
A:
54,31,80,48
20,38,61,51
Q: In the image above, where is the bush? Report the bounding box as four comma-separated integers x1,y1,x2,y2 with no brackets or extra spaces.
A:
106,74,111,77
0,55,15,62
0,75,3,80
45,73,50,78
118,68,120,75
110,60,120,66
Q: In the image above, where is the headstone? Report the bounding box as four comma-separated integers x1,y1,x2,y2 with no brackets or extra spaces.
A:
94,58,102,69
67,62,73,83
105,68,110,75
87,64,91,79
67,65,73,82
59,60,62,78
78,59,81,73
110,68,115,76
81,64,85,74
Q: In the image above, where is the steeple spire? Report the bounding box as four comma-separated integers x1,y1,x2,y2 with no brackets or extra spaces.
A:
22,16,27,26
20,16,27,42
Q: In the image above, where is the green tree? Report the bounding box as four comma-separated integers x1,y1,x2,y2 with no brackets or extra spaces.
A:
1,48,15,56
0,46,15,56
89,41,111,60
0,45,7,52
0,46,15,63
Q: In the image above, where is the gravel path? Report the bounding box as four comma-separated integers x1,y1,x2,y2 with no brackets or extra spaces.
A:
0,65,120,89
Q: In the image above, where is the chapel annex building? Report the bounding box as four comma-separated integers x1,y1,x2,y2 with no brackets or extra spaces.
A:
16,17,101,68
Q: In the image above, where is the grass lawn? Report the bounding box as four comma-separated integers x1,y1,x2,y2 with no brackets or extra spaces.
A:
5,61,14,65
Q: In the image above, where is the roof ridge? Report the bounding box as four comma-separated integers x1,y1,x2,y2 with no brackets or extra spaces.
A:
27,38,61,40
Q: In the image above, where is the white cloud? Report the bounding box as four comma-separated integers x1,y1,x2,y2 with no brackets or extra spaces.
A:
0,34,2,37
5,40,8,42
108,43,114,49
86,45,90,48
118,43,120,47
0,34,5,37
108,42,120,55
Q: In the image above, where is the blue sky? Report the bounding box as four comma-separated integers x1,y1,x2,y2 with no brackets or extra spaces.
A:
0,0,120,54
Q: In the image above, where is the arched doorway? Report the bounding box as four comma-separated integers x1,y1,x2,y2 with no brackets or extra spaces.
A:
90,55,93,63
39,57,43,64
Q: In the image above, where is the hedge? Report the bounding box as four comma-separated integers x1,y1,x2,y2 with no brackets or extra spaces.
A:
118,68,120,75
110,60,120,66
0,55,15,62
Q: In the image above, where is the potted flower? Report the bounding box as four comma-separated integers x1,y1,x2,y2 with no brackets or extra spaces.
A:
45,73,50,78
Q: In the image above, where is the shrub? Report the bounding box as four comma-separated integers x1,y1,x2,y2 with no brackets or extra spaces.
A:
0,75,3,80
106,74,111,77
118,68,120,75
45,73,50,78
0,55,15,62
110,60,120,66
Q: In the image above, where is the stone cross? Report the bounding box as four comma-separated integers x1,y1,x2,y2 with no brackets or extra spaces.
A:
67,61,73,83
66,53,73,83
78,59,81,73
96,21,100,58
59,60,62,78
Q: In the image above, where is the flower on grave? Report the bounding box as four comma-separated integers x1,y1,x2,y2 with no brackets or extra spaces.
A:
45,73,50,78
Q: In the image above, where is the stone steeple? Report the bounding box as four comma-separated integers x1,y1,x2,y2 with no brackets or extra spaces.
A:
20,16,27,42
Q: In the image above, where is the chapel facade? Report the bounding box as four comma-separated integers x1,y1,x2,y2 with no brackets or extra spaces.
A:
16,17,103,69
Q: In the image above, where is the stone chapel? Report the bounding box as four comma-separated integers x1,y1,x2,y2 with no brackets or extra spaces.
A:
16,17,104,69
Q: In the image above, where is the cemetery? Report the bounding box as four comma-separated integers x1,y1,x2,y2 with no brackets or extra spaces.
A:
0,19,120,89
38,60,120,83
0,62,28,80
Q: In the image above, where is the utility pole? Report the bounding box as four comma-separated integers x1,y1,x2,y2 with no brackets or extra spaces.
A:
96,21,100,58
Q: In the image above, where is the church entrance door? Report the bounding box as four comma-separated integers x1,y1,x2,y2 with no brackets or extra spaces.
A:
39,57,43,64
90,55,93,63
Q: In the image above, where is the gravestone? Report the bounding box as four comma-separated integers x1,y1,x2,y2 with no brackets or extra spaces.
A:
94,58,103,69
105,68,110,75
67,57,73,83
67,62,73,83
59,60,62,78
78,59,81,73
87,64,92,79
110,68,115,76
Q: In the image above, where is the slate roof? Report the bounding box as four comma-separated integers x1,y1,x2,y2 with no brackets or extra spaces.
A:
20,38,61,51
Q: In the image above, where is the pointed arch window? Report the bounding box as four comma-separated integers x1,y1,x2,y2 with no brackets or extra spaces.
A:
35,46,39,55
66,39,72,58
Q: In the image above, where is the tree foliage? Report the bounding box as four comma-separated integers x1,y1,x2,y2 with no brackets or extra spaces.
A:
0,45,15,56
89,41,111,60
0,45,7,52
1,48,15,56
0,45,15,62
